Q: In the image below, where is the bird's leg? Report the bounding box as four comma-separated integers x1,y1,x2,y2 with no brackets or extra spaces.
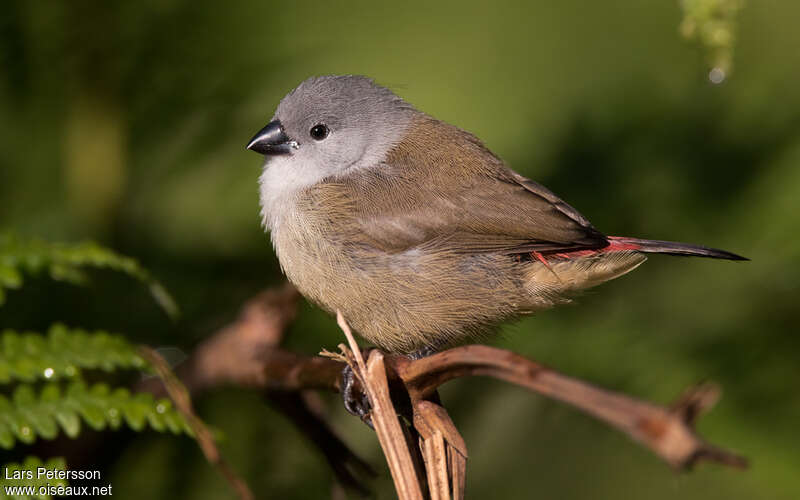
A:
341,363,373,428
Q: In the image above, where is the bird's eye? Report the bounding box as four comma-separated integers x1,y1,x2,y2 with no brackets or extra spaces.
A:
309,124,329,141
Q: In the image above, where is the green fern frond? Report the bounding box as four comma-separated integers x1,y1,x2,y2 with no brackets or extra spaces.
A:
0,381,192,449
0,325,149,384
0,232,178,318
0,456,67,500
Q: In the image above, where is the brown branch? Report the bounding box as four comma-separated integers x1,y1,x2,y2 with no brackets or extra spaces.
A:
135,284,746,498
160,283,300,393
136,284,375,497
387,346,747,470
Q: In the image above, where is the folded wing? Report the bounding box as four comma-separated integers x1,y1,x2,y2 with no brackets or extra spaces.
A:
337,117,609,256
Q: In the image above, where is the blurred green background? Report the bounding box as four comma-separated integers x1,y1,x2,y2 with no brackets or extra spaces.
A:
1,0,799,498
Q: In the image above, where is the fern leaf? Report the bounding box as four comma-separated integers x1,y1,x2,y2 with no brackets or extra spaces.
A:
0,325,149,384
0,456,68,499
0,381,192,449
0,232,178,318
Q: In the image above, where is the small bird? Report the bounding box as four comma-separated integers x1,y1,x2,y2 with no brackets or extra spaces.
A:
247,75,746,358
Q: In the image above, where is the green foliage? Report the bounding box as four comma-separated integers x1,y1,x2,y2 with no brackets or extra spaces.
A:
680,0,745,81
0,234,196,490
0,380,191,450
0,325,148,384
0,456,68,500
0,233,178,318
0,324,193,450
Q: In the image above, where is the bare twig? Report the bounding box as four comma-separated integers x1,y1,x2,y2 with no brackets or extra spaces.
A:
337,312,425,499
138,346,255,500
413,401,467,499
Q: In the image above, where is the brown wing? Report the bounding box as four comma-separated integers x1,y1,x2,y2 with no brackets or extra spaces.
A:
337,116,608,255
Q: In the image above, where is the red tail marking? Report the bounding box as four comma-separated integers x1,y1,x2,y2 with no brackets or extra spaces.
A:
532,251,562,281
532,251,550,266
606,236,643,251
536,236,642,262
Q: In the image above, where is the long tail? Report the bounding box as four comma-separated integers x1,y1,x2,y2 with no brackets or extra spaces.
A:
607,236,748,261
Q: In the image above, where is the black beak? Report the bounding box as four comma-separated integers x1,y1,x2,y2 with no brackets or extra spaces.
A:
246,120,295,155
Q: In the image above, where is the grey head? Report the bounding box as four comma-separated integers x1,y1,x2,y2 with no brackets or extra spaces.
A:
249,75,416,229
249,76,415,184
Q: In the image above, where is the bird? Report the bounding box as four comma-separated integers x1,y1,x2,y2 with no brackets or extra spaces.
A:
247,75,746,359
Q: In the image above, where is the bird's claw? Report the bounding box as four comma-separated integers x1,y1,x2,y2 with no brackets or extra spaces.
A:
408,345,438,360
341,364,374,429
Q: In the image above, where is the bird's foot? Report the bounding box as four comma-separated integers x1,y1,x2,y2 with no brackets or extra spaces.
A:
340,345,438,427
341,364,373,428
407,345,438,360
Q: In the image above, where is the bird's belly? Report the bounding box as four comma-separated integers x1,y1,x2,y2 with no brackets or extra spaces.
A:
273,226,530,353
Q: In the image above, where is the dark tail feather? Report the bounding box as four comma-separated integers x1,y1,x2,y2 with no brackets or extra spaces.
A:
607,236,748,261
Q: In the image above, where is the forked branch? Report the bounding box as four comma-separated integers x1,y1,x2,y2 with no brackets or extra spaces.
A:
139,285,747,498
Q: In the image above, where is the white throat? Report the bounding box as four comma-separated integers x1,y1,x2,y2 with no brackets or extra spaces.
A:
258,155,320,231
